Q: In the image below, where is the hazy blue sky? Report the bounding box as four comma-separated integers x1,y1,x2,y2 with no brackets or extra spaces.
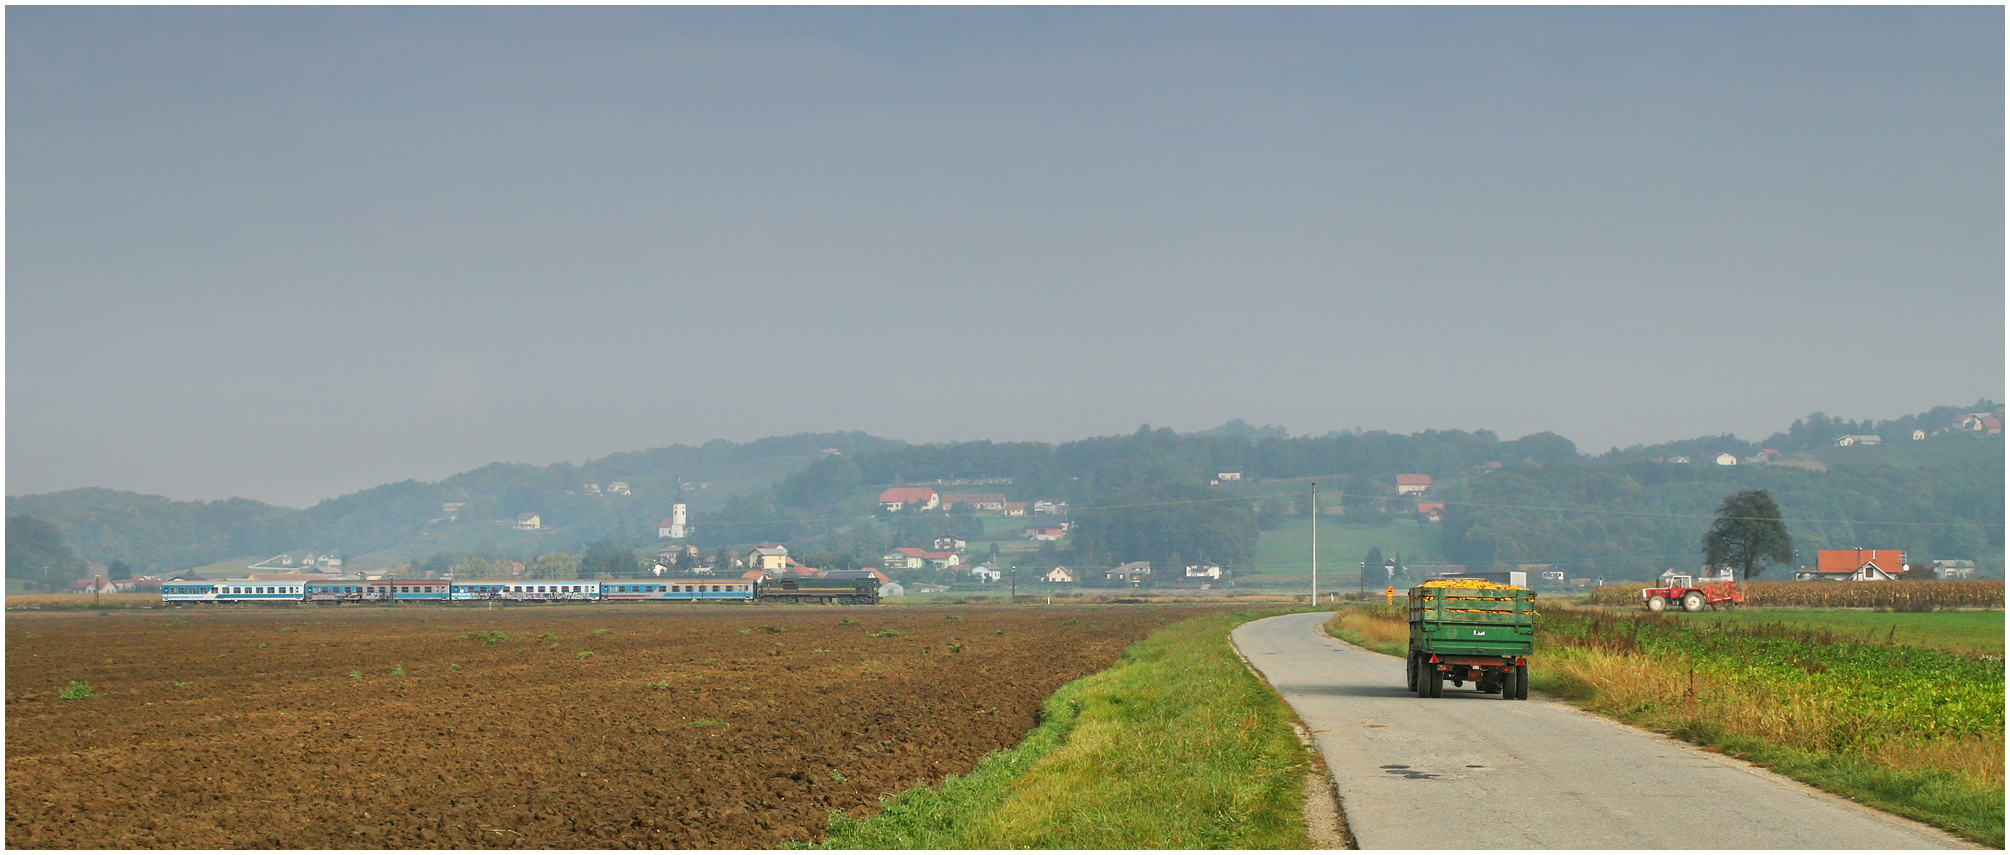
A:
9,7,2003,508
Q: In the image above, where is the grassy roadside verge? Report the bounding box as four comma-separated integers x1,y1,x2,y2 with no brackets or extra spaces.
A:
1325,604,2004,847
804,609,1321,849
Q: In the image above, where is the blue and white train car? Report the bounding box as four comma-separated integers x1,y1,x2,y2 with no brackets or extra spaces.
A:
384,580,453,601
658,579,756,602
305,580,388,603
206,580,307,604
452,580,600,601
161,581,221,603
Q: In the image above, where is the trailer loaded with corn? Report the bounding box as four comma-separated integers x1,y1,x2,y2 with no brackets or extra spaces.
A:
1406,579,1535,700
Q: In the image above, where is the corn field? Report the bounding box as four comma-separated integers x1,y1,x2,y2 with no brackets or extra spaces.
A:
1584,580,2003,610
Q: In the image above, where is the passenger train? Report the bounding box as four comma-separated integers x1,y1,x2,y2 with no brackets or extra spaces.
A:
160,571,880,606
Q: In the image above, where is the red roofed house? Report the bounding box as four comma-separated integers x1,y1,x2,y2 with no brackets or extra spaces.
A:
1796,549,1906,582
882,547,960,570
1395,474,1432,494
879,487,940,512
1416,502,1445,521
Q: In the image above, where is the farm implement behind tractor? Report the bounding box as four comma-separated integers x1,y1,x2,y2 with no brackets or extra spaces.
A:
1642,570,1743,612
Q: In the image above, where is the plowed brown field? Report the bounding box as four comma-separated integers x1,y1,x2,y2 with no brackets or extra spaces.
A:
7,602,1213,848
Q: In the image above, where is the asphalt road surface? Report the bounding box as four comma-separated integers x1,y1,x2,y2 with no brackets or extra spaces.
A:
1233,612,1974,850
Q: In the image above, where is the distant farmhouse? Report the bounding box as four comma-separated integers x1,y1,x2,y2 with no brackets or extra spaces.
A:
1395,474,1432,494
879,487,940,512
1797,549,1905,581
514,513,541,530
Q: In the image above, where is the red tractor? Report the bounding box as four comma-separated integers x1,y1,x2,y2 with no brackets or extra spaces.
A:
1642,570,1743,613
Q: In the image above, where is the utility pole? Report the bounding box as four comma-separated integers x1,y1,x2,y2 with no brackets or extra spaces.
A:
1010,565,1018,604
1310,481,1319,605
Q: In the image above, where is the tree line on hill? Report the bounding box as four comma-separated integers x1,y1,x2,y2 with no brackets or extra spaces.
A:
6,403,2002,581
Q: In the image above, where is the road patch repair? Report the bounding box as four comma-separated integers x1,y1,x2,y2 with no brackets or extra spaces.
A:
1231,612,1976,849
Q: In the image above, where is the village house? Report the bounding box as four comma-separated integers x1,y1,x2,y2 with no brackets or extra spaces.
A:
1216,471,1243,481
1395,474,1432,494
1834,434,1882,447
1032,500,1068,516
441,502,466,515
1714,452,1739,466
584,483,601,494
1023,524,1067,541
1931,559,1977,580
1416,502,1445,522
1106,561,1152,585
746,543,790,572
881,547,960,571
1042,566,1076,584
606,482,631,495
878,487,940,512
968,564,1003,583
1184,563,1224,580
933,537,967,552
514,513,541,530
1912,429,1928,441
940,493,1009,513
1003,502,1027,517
1796,549,1906,582
1667,455,1691,464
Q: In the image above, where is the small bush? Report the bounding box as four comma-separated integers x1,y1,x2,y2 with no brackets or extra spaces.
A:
577,650,594,661
870,629,909,638
58,681,97,700
688,718,729,728
348,670,364,680
448,663,461,670
839,618,858,626
389,665,405,677
830,769,848,782
458,631,510,644
647,680,670,689
173,681,191,689
588,628,609,637
947,642,965,653
945,615,962,621
279,627,295,633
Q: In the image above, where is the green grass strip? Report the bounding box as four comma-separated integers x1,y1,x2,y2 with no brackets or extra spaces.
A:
805,609,1317,849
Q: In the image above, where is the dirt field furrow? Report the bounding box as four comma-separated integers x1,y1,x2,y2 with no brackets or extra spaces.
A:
7,602,1210,849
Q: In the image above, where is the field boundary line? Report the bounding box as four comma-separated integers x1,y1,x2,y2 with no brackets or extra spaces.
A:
1229,623,1354,850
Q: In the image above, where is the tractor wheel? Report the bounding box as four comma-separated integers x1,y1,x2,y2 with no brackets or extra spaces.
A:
1406,655,1418,691
1682,592,1705,613
1515,665,1530,700
1646,595,1667,612
1498,667,1515,699
1426,667,1444,698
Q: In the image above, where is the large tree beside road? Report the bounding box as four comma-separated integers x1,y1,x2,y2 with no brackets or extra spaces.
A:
1703,489,1794,580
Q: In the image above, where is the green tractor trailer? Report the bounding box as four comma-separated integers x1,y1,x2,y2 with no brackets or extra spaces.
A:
1406,582,1536,700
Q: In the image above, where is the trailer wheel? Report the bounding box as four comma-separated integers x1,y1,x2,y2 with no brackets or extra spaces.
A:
1515,665,1530,700
1405,655,1417,691
1646,595,1667,612
1682,591,1705,613
1425,666,1444,698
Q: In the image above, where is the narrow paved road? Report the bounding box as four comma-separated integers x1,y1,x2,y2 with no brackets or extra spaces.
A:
1233,612,1974,850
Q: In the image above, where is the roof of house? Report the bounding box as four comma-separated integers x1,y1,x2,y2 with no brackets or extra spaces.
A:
1396,474,1432,485
1416,503,1446,513
659,518,676,526
1112,561,1152,573
879,487,938,504
891,547,955,560
1816,549,1904,575
515,512,539,520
